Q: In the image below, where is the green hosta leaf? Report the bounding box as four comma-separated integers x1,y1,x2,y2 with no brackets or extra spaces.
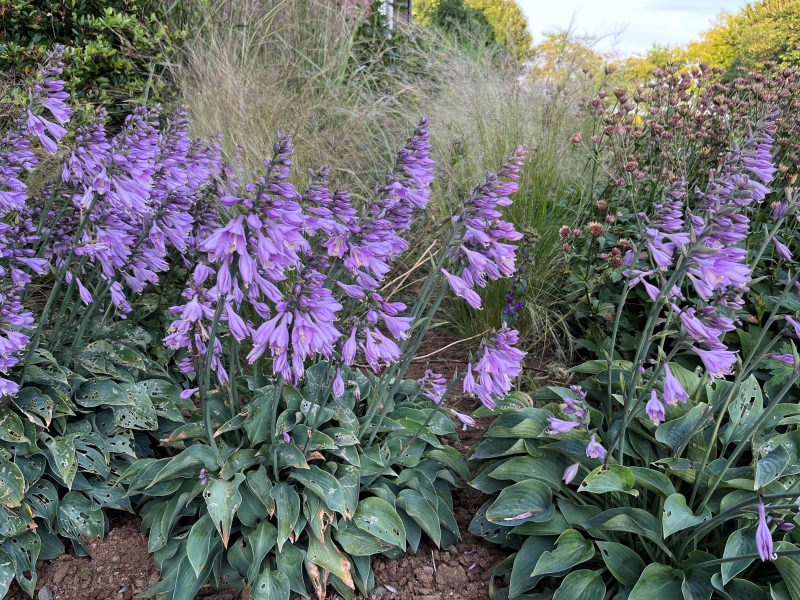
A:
111,392,157,430
721,376,763,446
656,404,708,450
508,535,555,597
0,548,15,597
629,467,676,498
682,569,713,600
187,514,216,577
203,473,244,548
85,480,131,511
248,519,278,582
0,459,25,508
145,444,219,489
552,569,606,600
244,391,275,446
45,434,76,489
579,464,638,496
277,543,306,597
396,489,441,547
725,578,769,600
57,491,104,540
774,542,800,600
755,445,790,490
307,529,354,590
662,494,712,538
721,530,757,585
532,529,594,577
74,380,132,407
629,563,684,600
597,541,646,586
289,466,346,515
2,531,40,596
13,387,53,427
510,512,570,537
173,551,217,600
584,508,670,557
0,406,26,444
25,478,58,525
272,481,300,551
353,497,405,549
251,569,290,600
488,454,569,487
485,480,554,525
424,446,471,481
335,523,395,556
246,466,275,515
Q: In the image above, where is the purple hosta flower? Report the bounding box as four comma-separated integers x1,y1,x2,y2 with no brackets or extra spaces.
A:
774,202,788,219
563,397,586,417
773,237,793,262
333,368,345,398
563,463,580,485
417,370,447,403
441,269,482,309
662,363,689,406
462,326,525,409
502,290,523,320
445,148,526,304
547,418,581,434
360,326,401,371
450,409,476,430
282,429,291,444
646,390,665,426
180,388,199,399
769,354,795,365
779,522,795,532
199,468,208,486
585,434,606,459
691,347,737,378
757,501,775,561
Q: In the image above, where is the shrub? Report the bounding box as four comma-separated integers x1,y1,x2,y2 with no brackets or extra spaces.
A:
469,94,800,599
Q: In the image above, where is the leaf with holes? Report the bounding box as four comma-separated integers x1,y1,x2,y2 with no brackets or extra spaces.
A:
57,491,104,540
2,531,40,596
25,479,58,526
203,473,244,548
0,548,15,597
579,465,638,496
0,407,26,444
0,459,25,508
74,380,133,408
353,497,406,549
45,434,76,489
111,388,157,430
396,489,441,547
251,568,291,600
13,387,53,427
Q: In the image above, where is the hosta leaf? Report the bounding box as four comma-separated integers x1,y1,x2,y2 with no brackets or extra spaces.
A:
721,530,757,585
272,481,300,551
396,489,441,547
25,478,58,525
203,473,244,548
74,380,133,408
629,563,684,600
552,569,606,600
0,459,25,508
251,569,290,600
57,491,104,540
682,569,713,600
629,467,676,498
508,535,556,597
187,514,217,578
13,387,53,427
243,391,274,446
488,454,569,487
597,541,646,586
111,394,157,430
485,479,554,525
248,519,278,583
662,494,712,538
584,507,670,557
0,548,16,597
0,407,26,444
353,497,405,549
755,445,790,490
656,404,708,450
2,531,40,596
289,466,346,515
579,464,638,496
335,523,395,556
45,434,76,489
307,529,354,590
532,529,594,577
276,542,306,597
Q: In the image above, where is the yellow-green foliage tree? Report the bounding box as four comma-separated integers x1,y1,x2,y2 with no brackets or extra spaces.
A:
413,0,532,60
686,11,739,69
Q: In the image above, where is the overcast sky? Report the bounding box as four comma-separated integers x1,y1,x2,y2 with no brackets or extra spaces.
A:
516,0,746,55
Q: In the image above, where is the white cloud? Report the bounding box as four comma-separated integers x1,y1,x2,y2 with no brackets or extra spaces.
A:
516,0,746,55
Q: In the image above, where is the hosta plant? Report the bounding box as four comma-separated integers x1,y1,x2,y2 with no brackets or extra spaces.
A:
125,123,527,598
470,108,800,600
0,49,224,596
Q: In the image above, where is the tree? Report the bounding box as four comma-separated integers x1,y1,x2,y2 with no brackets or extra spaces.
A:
413,0,532,60
686,10,740,69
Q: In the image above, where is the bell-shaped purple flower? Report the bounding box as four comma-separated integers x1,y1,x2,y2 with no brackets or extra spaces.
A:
333,368,345,398
563,463,580,485
586,434,606,459
757,501,774,561
662,363,689,405
646,391,665,426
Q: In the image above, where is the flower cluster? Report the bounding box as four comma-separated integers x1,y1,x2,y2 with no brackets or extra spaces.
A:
463,325,525,409
443,146,526,309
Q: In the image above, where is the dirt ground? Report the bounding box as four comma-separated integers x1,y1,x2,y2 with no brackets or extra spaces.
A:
8,333,559,600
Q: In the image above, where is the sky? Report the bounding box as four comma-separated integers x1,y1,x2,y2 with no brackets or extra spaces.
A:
516,0,746,56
